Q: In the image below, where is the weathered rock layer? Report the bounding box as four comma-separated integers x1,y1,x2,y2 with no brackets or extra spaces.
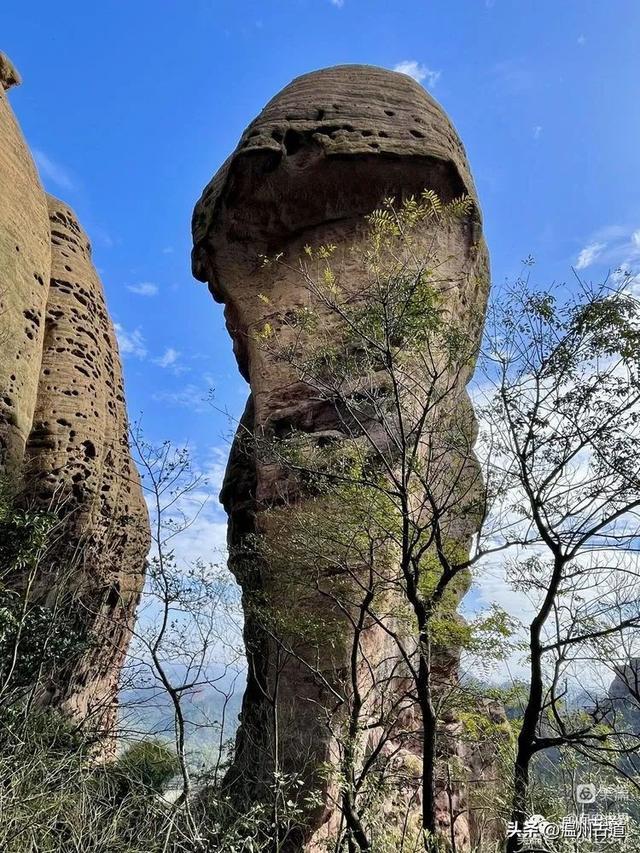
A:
0,54,149,734
193,65,491,848
0,53,51,473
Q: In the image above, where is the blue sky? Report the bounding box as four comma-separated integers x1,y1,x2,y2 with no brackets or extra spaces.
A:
4,0,640,578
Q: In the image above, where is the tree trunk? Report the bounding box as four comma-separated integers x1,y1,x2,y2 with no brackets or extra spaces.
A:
418,640,438,849
506,748,531,853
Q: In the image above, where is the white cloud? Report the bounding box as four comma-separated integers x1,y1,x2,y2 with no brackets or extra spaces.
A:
127,282,159,297
154,347,180,369
161,246,174,254
393,61,441,90
575,241,606,270
329,0,344,6
158,446,230,567
130,443,243,679
153,383,211,411
462,559,532,683
33,149,76,191
615,271,640,296
577,34,586,46
573,225,640,284
152,347,189,375
533,125,543,140
463,370,640,689
115,323,147,359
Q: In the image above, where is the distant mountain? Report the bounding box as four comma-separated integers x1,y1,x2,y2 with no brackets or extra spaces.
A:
119,665,244,767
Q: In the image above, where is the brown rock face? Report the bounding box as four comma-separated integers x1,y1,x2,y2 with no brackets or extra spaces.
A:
21,196,150,728
193,65,490,847
0,51,22,91
0,55,51,472
0,59,149,736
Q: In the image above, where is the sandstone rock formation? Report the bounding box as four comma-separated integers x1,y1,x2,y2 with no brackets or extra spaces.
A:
0,52,51,474
193,65,491,848
22,195,150,728
0,55,149,736
0,52,21,91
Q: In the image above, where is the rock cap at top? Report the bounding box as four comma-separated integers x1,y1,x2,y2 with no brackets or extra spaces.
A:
192,64,481,281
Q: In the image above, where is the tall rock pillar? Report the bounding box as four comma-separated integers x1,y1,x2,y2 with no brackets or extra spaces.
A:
21,195,150,730
192,65,489,846
0,54,150,739
0,52,51,473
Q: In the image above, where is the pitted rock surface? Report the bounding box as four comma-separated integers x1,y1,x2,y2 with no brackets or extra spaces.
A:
0,52,21,91
0,58,149,741
23,196,150,726
194,64,492,849
193,64,480,280
0,58,51,473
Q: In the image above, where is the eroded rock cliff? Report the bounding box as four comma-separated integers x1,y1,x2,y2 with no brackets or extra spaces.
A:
0,54,149,737
22,196,150,728
193,65,493,848
0,53,51,474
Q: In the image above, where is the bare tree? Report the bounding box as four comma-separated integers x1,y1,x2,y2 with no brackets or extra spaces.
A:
478,274,640,851
124,427,244,843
